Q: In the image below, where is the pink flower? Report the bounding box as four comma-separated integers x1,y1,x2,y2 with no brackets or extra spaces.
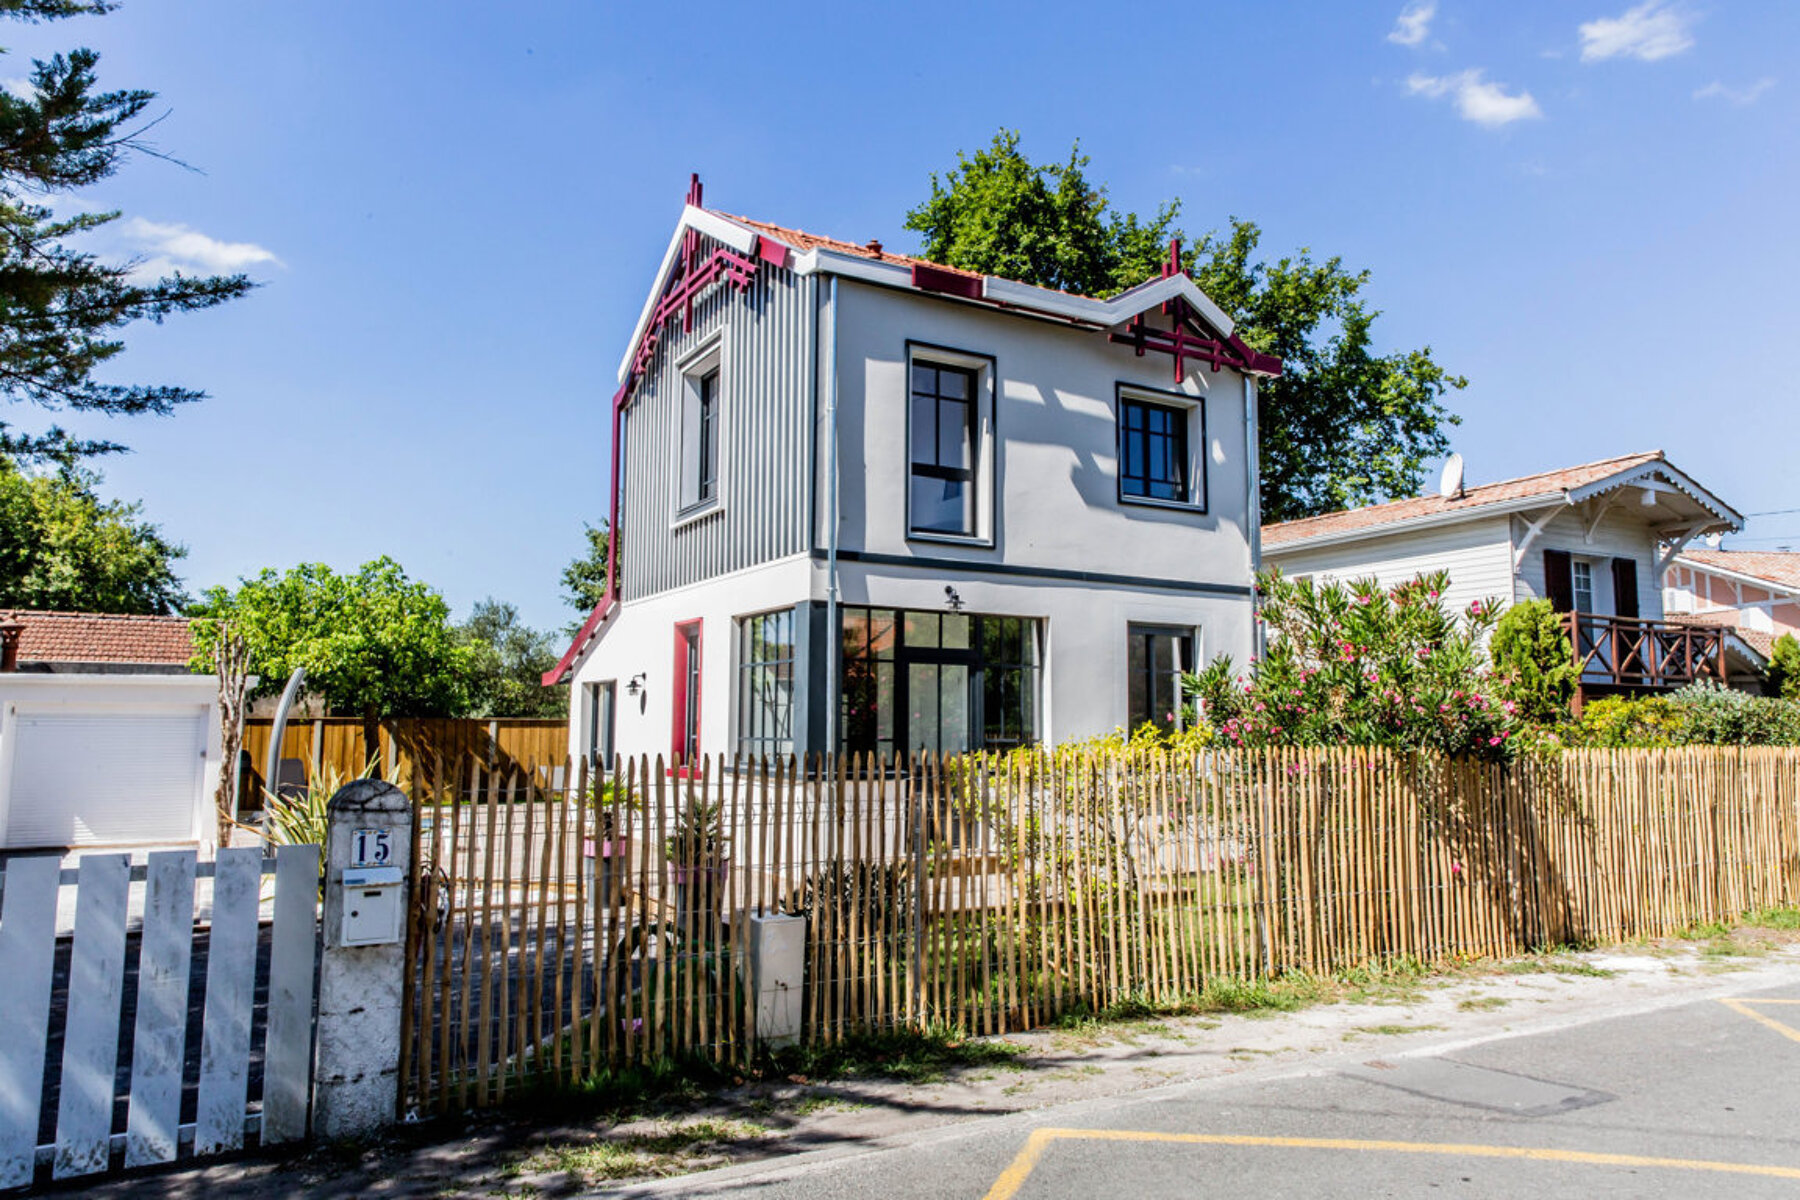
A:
1450,861,1463,875
1488,736,1503,746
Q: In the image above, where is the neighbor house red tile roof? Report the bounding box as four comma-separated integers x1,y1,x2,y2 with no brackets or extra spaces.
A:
1262,452,1667,548
1677,549,1800,594
0,609,195,666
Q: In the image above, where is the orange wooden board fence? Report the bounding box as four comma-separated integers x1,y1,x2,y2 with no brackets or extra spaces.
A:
239,718,567,801
395,746,1800,1116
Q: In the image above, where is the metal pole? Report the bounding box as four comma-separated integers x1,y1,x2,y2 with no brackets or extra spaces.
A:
264,667,307,805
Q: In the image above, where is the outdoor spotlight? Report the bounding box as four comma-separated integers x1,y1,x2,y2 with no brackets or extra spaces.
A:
626,672,646,697
944,585,965,611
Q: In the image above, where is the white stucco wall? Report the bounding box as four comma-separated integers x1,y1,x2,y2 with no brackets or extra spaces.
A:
828,281,1257,587
1263,516,1514,620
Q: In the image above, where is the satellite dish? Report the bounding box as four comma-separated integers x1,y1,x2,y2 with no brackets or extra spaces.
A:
1438,453,1466,499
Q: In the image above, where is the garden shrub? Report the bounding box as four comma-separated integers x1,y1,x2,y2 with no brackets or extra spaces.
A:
1186,569,1517,759
1667,680,1800,746
1574,695,1682,748
1769,633,1800,702
1490,598,1578,725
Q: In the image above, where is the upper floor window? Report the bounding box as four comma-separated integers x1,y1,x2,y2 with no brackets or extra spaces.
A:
1572,559,1594,613
906,343,996,545
909,362,977,536
676,342,723,519
1116,385,1207,512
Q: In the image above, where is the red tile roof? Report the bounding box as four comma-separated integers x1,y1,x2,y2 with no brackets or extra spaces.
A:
1262,452,1666,548
0,609,195,666
1672,610,1776,658
719,213,986,280
1678,549,1800,593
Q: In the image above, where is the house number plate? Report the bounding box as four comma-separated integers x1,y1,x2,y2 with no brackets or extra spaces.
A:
351,827,393,868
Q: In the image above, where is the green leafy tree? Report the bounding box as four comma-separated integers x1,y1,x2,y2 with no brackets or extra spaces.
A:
1490,598,1579,725
0,0,254,462
1186,570,1515,758
560,520,610,628
1768,633,1800,701
190,558,470,751
459,598,567,719
905,130,1464,523
0,457,184,611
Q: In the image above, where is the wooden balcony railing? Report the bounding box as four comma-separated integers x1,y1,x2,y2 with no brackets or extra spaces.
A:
1562,612,1727,693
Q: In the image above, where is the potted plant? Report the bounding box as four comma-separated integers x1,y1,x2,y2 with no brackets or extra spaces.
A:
666,795,730,927
582,777,636,903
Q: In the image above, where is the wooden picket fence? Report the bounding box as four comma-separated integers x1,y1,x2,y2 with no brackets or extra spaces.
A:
240,717,567,804
401,746,1800,1114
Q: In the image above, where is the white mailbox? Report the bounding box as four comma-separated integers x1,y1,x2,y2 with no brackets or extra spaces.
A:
340,865,405,946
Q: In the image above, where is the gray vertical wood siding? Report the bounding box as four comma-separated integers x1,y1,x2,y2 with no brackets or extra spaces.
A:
620,256,816,602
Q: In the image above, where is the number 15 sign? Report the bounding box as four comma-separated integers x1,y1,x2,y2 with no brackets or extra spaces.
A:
351,827,393,868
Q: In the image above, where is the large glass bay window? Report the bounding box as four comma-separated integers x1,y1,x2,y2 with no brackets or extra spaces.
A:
840,606,1040,757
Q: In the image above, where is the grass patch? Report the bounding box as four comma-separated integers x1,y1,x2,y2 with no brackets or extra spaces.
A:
1457,996,1509,1012
1741,907,1800,931
1349,1023,1446,1037
781,1025,1026,1086
521,1119,768,1182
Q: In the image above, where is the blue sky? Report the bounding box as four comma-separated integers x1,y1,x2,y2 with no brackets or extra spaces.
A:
8,1,1796,632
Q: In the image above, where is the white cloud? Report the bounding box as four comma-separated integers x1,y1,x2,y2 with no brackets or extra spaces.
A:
1407,69,1544,127
1579,2,1695,62
1693,78,1776,106
1387,1,1436,48
1,77,33,100
121,218,283,276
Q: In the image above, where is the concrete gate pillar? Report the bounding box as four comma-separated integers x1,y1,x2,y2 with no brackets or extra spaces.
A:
313,780,412,1139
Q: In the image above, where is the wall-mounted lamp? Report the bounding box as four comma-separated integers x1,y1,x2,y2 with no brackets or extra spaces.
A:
944,585,965,612
626,672,647,698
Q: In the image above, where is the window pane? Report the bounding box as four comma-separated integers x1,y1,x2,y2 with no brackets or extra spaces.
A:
909,662,940,757
910,392,935,466
942,612,970,650
904,611,940,648
910,474,970,534
940,664,969,755
1128,633,1149,728
911,364,937,396
938,399,970,469
938,368,969,400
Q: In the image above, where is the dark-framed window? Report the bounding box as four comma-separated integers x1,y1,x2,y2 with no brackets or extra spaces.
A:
696,367,719,505
839,606,1041,756
1128,624,1193,734
737,608,796,758
1117,386,1207,511
909,361,978,536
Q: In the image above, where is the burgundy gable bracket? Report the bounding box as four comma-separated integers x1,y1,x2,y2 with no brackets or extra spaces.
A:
911,263,983,301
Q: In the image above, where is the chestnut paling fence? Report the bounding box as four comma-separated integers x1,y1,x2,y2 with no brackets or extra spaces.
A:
399,747,1800,1114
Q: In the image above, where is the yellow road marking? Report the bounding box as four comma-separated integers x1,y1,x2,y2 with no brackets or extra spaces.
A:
1719,998,1800,1045
981,1128,1800,1200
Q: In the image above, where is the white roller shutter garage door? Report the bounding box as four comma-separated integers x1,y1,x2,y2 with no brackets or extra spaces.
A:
5,709,207,848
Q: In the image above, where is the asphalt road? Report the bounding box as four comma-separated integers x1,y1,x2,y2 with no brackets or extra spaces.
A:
658,978,1800,1199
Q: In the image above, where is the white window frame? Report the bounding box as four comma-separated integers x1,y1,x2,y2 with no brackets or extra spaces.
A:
904,341,997,547
671,333,726,527
1116,383,1208,513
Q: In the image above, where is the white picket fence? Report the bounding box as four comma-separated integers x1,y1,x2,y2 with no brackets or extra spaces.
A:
0,845,320,1188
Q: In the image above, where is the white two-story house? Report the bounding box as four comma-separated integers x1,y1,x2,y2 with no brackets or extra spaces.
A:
545,178,1280,764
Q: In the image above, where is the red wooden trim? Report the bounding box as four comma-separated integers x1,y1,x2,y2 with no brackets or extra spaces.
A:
911,263,983,300
671,619,703,763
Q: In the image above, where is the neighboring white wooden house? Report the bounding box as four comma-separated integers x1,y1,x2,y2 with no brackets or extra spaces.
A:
0,612,223,852
546,178,1282,762
1261,452,1762,703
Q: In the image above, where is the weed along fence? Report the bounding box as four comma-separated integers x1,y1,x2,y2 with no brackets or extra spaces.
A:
402,747,1800,1114
240,717,567,802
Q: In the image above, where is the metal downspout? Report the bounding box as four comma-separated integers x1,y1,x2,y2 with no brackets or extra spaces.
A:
823,276,841,756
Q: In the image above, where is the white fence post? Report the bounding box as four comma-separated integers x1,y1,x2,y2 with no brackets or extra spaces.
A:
313,779,412,1140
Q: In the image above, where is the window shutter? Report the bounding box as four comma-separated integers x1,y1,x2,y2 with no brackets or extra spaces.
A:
1543,549,1575,612
1611,558,1640,619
